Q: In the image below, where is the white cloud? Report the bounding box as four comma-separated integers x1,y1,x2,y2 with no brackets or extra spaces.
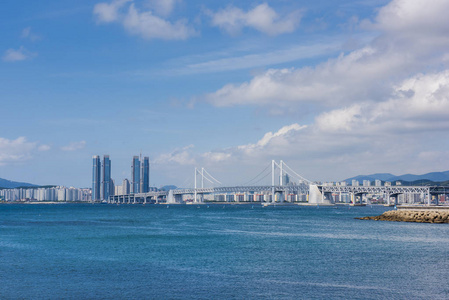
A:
154,145,196,165
146,0,178,16
93,0,131,23
315,105,362,132
61,141,86,151
312,70,449,136
93,0,195,40
192,124,307,167
21,27,41,41
124,3,194,40
201,152,231,163
371,0,449,35
38,145,51,151
239,123,306,152
205,0,449,108
2,46,37,62
180,41,341,75
159,68,449,183
0,137,43,165
208,3,302,36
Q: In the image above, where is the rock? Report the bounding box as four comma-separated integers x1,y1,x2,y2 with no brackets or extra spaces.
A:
357,209,449,223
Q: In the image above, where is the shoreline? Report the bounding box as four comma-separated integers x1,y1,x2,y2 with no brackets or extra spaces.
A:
358,209,449,223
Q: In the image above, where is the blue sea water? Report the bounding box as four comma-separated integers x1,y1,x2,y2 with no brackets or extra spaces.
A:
1,204,449,299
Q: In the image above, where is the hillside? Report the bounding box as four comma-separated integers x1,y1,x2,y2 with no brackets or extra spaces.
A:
344,171,449,184
0,178,38,189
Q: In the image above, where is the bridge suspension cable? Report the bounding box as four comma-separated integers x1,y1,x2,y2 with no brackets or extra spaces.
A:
281,161,312,184
179,174,193,189
242,162,272,186
202,168,222,185
195,167,222,188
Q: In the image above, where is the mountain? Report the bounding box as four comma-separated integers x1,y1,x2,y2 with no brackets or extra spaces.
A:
393,171,449,182
343,171,449,183
160,185,178,191
0,178,38,189
344,173,395,183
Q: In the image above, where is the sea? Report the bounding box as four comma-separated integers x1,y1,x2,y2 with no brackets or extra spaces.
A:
1,204,449,299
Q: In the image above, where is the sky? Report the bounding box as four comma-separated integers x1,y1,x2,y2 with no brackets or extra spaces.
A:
1,0,449,188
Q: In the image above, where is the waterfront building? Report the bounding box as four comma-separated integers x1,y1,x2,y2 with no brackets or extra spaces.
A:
352,180,359,186
92,155,101,201
115,185,123,196
58,188,66,201
111,179,115,197
141,156,150,193
131,156,140,194
0,186,91,202
363,180,371,187
282,174,290,185
375,179,382,186
122,179,130,195
26,189,34,199
102,155,112,200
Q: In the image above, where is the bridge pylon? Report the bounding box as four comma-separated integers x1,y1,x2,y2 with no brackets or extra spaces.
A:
194,167,222,203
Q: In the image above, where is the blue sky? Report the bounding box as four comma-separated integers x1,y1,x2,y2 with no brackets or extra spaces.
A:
1,0,449,188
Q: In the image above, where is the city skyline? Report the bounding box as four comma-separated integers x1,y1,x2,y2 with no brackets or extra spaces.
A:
1,0,449,188
91,154,151,199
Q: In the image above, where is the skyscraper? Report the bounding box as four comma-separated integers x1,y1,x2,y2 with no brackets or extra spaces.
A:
122,179,130,195
101,155,112,200
132,156,140,194
282,174,290,185
141,156,150,193
92,155,101,201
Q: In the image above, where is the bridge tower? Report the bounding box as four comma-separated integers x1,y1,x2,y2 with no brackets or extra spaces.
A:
194,167,222,203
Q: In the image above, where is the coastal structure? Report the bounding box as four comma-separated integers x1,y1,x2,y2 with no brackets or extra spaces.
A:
359,208,449,223
108,160,449,206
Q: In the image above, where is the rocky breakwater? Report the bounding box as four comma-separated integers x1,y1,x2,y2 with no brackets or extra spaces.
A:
358,209,449,223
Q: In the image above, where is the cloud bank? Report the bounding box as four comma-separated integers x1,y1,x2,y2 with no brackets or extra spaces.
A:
205,0,449,108
0,137,49,165
61,141,86,151
2,46,37,62
207,3,302,36
93,0,195,40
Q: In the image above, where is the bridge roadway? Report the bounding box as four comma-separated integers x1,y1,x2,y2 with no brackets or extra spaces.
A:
317,185,448,205
108,184,309,204
108,184,447,205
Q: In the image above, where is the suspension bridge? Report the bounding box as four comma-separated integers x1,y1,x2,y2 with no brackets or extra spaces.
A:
109,160,310,204
108,160,448,206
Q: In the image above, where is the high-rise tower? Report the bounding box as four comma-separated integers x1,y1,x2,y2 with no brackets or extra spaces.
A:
122,179,130,195
102,155,112,200
92,155,101,201
141,156,150,193
131,156,140,194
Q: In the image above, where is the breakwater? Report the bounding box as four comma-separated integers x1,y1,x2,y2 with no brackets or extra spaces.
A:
359,209,449,223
